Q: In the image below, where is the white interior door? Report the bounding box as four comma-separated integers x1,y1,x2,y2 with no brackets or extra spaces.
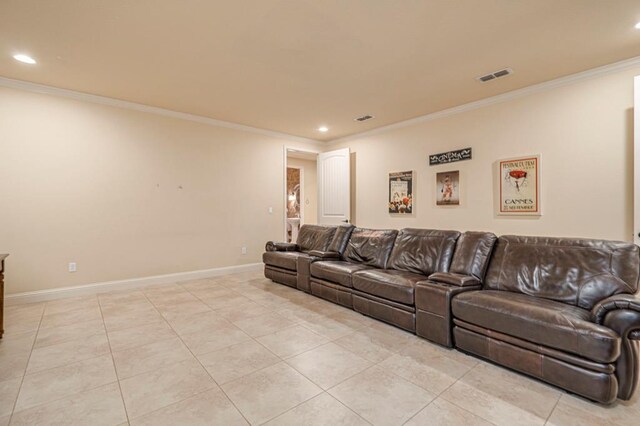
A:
318,148,351,225
635,75,640,245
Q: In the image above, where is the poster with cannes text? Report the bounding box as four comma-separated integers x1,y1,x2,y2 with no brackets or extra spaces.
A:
498,155,540,215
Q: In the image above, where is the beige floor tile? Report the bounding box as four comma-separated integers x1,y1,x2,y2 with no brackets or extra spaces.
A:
452,363,561,421
222,362,322,425
405,398,493,426
3,305,44,335
43,296,99,315
129,387,248,426
15,354,117,412
257,325,328,358
102,306,164,332
163,310,230,336
378,343,474,394
264,393,369,426
180,323,252,355
100,299,156,317
27,332,110,374
328,366,435,426
441,380,546,426
197,340,280,384
0,377,22,417
107,321,177,352
333,329,400,363
299,316,362,340
200,293,253,310
213,301,274,322
546,392,640,426
233,312,295,338
155,299,212,317
0,351,30,381
10,382,127,426
34,319,105,348
286,342,372,390
189,287,237,300
98,290,148,309
0,415,8,426
145,290,197,306
119,358,217,420
112,336,195,379
179,278,224,291
39,305,103,329
0,332,36,356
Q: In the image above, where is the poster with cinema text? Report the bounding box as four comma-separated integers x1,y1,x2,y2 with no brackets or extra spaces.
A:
499,156,540,215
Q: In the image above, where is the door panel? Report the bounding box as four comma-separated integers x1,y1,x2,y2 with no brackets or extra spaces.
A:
318,148,350,225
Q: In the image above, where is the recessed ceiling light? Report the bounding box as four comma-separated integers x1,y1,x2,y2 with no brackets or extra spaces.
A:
13,54,36,64
635,22,640,29
318,126,329,132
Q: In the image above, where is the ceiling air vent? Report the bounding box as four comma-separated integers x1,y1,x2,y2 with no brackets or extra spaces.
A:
477,68,513,83
354,114,375,122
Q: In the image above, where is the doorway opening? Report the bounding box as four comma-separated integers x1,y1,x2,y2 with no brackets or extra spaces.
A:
285,148,319,242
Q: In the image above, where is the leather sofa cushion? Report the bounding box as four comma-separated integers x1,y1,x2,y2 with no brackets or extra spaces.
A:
449,231,497,280
310,261,372,288
352,269,425,305
452,290,621,363
343,228,399,269
262,251,305,272
327,225,355,254
484,235,640,310
296,225,337,252
387,229,460,276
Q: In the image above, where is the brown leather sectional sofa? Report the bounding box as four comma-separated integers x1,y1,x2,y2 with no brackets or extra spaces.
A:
263,225,640,404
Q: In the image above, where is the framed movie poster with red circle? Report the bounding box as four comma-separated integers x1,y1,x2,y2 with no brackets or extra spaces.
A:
498,155,541,215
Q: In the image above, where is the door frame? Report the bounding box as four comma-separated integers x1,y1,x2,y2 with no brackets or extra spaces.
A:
283,145,320,241
634,76,639,245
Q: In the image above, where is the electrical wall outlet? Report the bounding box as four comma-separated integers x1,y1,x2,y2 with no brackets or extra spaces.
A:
268,207,273,214
68,262,77,272
241,246,247,255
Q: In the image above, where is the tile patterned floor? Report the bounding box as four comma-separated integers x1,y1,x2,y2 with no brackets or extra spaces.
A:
1,270,639,425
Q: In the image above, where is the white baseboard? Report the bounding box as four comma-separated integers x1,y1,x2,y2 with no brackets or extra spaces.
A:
5,263,264,306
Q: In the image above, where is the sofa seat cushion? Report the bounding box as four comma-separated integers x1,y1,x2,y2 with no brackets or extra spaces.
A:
263,251,305,272
452,290,621,363
352,269,426,305
310,261,372,288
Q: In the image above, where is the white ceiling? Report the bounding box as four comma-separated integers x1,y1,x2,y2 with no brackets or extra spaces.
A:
1,0,640,141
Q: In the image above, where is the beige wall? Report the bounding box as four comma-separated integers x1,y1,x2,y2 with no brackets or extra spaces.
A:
287,157,318,225
0,86,316,294
330,66,640,242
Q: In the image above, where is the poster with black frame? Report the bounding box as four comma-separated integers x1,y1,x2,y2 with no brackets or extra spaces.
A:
436,170,460,206
388,171,413,214
498,155,541,215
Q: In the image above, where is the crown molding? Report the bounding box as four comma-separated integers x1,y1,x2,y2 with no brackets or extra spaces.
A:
0,76,322,147
327,55,640,146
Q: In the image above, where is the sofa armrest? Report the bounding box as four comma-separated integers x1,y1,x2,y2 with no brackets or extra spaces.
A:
592,294,640,340
308,250,341,259
265,241,299,252
427,272,480,287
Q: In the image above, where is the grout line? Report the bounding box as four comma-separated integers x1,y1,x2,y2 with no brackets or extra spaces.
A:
97,296,132,425
139,284,254,425
544,392,563,425
8,304,46,423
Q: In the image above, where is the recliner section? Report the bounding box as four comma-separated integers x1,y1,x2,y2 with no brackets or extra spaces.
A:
262,227,640,404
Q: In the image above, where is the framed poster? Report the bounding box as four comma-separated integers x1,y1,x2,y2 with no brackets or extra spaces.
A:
389,171,413,214
498,155,540,215
436,171,460,206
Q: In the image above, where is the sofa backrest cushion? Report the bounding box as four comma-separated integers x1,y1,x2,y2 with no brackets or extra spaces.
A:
484,235,640,310
450,231,498,281
296,225,337,252
343,228,399,269
327,225,355,254
387,229,460,276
